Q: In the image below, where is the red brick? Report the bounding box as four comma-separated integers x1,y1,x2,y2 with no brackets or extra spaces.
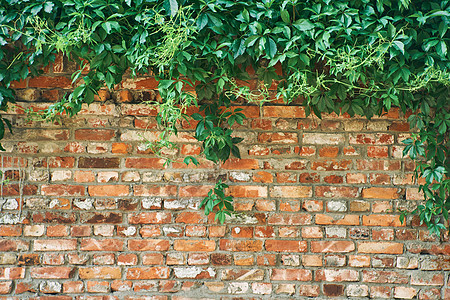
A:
370,286,392,298
222,158,259,170
258,132,298,143
174,240,215,251
362,215,404,227
311,241,355,253
251,119,272,130
316,269,359,281
323,284,345,297
62,281,83,293
88,185,129,196
271,269,312,281
129,212,172,224
358,242,403,254
263,106,305,118
369,173,391,185
269,186,312,198
125,158,166,169
315,186,358,198
0,225,21,237
86,280,110,293
71,225,91,237
128,239,170,251
411,272,444,286
75,129,115,140
315,214,360,225
346,173,366,183
126,267,169,280
298,284,320,297
112,142,131,154
227,185,267,198
142,253,164,265
34,239,76,251
10,79,27,88
311,160,352,171
394,287,417,299
28,76,72,88
134,185,177,196
349,255,371,267
74,170,95,182
124,77,159,89
219,239,263,252
180,144,201,156
323,175,344,184
80,239,124,251
319,146,339,157
268,214,311,225
357,159,401,170
79,267,121,279
367,146,389,158
30,266,73,279
41,184,84,196
222,269,264,280
179,185,213,197
0,267,25,280
265,240,307,252
362,187,399,199
252,171,273,184
350,133,394,144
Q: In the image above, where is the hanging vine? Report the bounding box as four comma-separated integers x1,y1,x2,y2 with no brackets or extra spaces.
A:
0,0,448,231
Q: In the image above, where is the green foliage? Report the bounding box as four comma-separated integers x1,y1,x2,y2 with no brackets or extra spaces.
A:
200,180,233,224
193,102,245,163
0,0,448,228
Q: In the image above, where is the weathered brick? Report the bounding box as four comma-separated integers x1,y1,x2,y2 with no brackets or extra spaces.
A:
134,185,177,196
174,240,215,252
362,215,404,227
125,158,166,169
41,184,84,196
265,240,307,252
128,239,170,251
315,186,358,198
126,267,169,279
79,267,121,279
128,212,172,224
88,185,129,196
219,240,263,252
358,242,403,254
311,241,355,253
30,267,73,279
271,269,312,281
268,214,311,225
316,269,359,281
34,239,76,251
0,267,25,279
80,239,124,251
269,186,312,198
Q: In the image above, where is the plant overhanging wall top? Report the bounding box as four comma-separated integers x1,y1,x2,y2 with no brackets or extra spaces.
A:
0,0,448,232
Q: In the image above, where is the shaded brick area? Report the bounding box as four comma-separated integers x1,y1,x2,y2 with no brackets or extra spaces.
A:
0,68,449,298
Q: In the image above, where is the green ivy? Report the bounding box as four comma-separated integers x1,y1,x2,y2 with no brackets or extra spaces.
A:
0,0,448,231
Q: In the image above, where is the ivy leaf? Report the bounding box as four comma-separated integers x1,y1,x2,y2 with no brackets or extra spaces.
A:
30,4,42,15
437,41,447,57
43,2,54,13
393,41,405,54
293,19,315,31
266,38,277,59
169,0,179,17
280,10,290,23
183,156,199,166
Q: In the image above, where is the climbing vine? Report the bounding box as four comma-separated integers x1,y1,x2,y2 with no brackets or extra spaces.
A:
0,0,449,232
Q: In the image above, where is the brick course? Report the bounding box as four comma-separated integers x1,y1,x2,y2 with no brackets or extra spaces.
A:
0,70,449,298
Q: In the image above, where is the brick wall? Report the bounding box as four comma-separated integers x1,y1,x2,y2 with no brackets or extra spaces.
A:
0,68,449,299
